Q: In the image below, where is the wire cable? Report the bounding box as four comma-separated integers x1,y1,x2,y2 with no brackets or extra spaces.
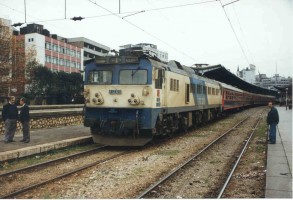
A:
232,4,255,64
1,1,217,25
218,0,250,65
87,0,218,63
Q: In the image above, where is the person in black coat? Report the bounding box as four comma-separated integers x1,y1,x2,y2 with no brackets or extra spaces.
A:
2,96,18,143
19,97,30,143
267,102,279,144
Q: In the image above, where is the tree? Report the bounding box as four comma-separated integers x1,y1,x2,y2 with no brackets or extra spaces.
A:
28,66,83,104
0,19,37,98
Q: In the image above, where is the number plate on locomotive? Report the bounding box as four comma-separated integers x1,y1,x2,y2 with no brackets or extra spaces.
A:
109,89,122,94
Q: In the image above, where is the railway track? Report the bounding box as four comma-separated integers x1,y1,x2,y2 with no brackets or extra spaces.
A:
137,108,265,198
0,146,131,199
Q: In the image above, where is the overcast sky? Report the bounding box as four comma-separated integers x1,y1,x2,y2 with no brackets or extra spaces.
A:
1,0,292,77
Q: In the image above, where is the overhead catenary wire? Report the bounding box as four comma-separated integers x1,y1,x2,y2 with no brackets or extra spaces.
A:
2,0,249,65
88,0,205,62
218,0,250,65
232,4,255,64
0,0,218,24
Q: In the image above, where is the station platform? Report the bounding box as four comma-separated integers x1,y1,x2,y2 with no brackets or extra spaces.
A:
266,106,292,198
0,125,91,161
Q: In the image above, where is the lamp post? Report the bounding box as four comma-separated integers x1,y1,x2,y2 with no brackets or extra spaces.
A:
286,88,288,110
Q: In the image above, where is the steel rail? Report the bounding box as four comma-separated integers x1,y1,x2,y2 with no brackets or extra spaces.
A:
0,145,108,178
0,150,130,199
136,114,251,199
217,115,263,198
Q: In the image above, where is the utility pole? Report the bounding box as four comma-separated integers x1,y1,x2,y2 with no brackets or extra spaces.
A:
65,0,67,19
119,0,121,14
275,62,277,86
24,0,27,23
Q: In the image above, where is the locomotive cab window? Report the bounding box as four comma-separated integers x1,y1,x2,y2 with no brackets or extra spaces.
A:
88,71,112,84
119,69,147,84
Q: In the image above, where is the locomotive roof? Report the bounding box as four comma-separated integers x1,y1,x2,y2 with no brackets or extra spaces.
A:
166,60,219,85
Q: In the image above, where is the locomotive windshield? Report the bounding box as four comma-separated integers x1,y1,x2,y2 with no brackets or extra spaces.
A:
88,70,112,84
119,69,147,85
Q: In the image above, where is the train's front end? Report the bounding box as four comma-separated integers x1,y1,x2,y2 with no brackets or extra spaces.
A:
83,56,159,146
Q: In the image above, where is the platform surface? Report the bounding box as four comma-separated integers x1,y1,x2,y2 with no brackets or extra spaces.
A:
265,106,292,198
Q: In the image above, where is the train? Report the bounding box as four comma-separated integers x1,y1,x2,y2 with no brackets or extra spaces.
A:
83,54,275,146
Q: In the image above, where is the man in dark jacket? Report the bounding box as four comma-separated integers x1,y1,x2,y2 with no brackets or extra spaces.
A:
267,102,279,144
19,97,30,143
2,96,18,143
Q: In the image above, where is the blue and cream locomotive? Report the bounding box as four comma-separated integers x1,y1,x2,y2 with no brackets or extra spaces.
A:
83,55,274,146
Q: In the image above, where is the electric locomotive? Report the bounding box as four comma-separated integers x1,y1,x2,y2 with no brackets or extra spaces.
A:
83,54,275,146
83,54,225,146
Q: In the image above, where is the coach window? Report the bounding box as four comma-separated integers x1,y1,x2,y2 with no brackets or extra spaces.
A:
89,71,112,84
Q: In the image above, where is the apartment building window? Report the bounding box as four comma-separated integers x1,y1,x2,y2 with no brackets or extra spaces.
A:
66,48,70,55
45,43,50,50
59,59,64,66
72,50,76,57
53,45,58,52
45,56,51,63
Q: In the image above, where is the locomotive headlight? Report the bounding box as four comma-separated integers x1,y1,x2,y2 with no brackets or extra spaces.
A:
142,86,150,96
128,93,140,105
91,91,104,105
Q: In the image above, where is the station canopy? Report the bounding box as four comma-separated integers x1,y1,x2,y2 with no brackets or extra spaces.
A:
192,64,277,97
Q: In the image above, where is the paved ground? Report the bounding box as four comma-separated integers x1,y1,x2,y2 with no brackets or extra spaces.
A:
0,125,91,161
265,106,292,198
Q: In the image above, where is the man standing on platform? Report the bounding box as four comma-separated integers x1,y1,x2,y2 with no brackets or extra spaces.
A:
267,101,279,144
2,96,18,143
19,97,30,143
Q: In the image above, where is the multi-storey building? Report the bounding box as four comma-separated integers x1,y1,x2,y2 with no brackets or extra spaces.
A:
119,43,168,62
237,64,256,84
254,74,292,89
67,37,110,61
15,24,84,73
